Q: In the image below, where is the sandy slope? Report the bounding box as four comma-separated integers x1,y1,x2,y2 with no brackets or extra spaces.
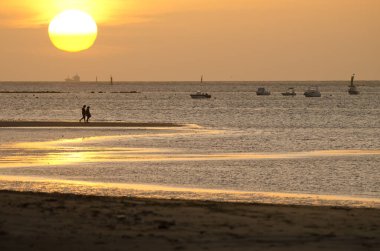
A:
0,191,379,251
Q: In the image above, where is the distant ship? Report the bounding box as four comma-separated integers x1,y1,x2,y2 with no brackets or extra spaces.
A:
65,74,80,82
348,74,359,95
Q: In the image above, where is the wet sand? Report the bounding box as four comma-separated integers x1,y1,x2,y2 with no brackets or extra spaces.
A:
0,190,378,251
0,121,182,128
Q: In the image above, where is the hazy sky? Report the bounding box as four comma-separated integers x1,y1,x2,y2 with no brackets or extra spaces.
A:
0,0,379,81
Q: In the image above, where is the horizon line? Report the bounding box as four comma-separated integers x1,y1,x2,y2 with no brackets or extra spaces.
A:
0,80,379,83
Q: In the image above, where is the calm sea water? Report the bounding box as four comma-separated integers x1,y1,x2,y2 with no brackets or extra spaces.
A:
0,81,379,207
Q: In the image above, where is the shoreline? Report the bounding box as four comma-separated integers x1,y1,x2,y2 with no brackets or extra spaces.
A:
0,190,379,250
0,121,183,128
0,176,379,209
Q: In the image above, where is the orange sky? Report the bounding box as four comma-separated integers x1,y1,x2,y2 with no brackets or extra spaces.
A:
0,0,379,81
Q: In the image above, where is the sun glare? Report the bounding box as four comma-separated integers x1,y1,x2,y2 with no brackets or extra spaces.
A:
48,10,98,52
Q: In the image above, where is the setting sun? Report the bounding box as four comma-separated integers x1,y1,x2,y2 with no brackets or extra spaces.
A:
48,10,97,52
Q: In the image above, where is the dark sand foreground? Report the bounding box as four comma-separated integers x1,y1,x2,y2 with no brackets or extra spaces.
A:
0,121,182,128
0,191,378,251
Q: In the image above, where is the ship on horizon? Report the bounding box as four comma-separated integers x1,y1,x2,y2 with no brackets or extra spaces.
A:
65,74,80,82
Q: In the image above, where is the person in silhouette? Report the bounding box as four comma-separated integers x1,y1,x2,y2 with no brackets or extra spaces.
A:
85,106,92,123
79,105,86,122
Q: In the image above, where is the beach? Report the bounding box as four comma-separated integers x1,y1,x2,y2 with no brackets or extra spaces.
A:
0,190,379,251
0,82,379,250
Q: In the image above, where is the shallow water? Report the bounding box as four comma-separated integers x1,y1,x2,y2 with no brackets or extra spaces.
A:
0,81,379,207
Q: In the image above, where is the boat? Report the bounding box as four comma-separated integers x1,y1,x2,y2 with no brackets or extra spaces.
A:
304,87,321,97
190,91,211,99
256,87,271,96
282,87,296,96
65,74,80,82
348,74,359,95
190,76,211,99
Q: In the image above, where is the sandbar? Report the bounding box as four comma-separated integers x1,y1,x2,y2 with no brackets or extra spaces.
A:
0,121,182,128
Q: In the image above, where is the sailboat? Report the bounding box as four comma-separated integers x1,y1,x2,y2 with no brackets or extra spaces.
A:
190,75,211,99
348,74,359,95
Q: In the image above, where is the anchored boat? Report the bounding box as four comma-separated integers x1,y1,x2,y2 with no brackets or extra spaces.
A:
190,76,211,99
304,87,321,97
282,87,296,96
190,91,212,99
256,87,271,96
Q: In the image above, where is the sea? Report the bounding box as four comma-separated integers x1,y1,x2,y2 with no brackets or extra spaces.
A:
0,81,379,207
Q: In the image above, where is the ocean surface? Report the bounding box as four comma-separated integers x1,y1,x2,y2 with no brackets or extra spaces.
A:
0,81,379,207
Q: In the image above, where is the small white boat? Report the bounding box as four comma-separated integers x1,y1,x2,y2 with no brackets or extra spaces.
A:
282,88,296,96
348,74,359,95
256,87,271,96
304,87,321,97
191,76,211,99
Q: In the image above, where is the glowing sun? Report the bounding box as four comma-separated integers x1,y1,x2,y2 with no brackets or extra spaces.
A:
48,10,98,52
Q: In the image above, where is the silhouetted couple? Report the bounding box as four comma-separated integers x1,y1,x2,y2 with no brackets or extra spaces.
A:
79,105,91,123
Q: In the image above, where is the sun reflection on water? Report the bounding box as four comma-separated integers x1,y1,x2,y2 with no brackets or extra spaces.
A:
1,125,380,208
0,125,223,168
1,130,380,168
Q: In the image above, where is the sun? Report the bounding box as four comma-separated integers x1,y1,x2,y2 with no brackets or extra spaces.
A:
48,10,98,53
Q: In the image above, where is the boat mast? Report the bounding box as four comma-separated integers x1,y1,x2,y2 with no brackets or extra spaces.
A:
201,75,203,83
351,74,355,87
110,75,113,85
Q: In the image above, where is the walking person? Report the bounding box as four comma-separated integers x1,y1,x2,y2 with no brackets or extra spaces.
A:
85,106,92,123
79,105,86,122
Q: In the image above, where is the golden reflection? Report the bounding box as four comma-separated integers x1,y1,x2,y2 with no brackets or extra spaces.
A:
1,124,222,150
0,175,379,208
1,135,380,169
0,124,379,168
